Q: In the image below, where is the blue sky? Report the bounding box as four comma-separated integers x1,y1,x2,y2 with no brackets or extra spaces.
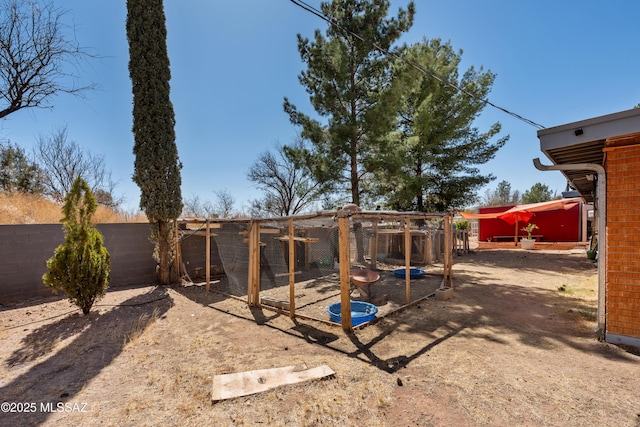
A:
1,1,639,213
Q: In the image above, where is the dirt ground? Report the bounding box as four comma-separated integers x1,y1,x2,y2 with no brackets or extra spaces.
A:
1,246,640,426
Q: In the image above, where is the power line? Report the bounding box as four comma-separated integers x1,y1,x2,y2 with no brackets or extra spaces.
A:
289,0,546,130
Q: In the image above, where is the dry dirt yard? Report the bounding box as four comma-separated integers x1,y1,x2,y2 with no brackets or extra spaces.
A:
1,248,639,426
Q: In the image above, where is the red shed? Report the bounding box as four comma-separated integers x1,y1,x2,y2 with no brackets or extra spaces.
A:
476,201,589,242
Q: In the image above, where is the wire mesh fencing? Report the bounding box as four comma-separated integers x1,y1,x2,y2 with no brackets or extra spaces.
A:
178,210,452,326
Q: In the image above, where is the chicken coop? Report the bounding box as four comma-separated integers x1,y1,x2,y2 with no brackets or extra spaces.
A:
177,208,453,331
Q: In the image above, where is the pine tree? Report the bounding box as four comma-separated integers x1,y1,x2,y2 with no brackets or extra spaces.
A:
482,180,520,207
126,0,182,284
43,177,110,315
375,38,508,212
284,0,415,207
0,140,43,193
522,182,554,204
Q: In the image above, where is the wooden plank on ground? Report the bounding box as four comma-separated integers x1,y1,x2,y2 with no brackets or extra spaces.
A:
260,297,290,311
276,235,320,243
212,364,335,402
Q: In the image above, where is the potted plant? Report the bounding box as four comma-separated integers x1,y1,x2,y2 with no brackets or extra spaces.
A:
521,223,538,250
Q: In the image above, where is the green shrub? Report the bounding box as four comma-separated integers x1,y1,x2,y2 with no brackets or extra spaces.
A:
43,177,110,315
455,220,469,230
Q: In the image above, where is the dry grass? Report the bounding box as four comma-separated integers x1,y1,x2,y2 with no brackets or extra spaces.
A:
0,191,146,224
2,251,640,426
123,308,161,346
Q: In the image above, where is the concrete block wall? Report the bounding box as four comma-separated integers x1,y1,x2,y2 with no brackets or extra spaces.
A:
605,143,640,341
0,223,157,304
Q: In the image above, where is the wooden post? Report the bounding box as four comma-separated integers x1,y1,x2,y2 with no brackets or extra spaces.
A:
370,221,378,269
404,217,411,304
288,218,296,318
463,230,469,253
205,219,211,292
432,231,437,262
338,214,352,332
425,229,433,264
247,221,254,306
247,221,261,306
443,215,453,288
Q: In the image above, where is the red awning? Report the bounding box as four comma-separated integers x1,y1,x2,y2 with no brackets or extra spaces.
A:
459,197,581,225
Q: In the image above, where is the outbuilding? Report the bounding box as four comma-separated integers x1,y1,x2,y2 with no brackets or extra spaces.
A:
536,107,640,347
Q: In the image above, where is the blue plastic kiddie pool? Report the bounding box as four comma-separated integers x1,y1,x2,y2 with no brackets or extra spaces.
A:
327,301,378,326
393,267,425,279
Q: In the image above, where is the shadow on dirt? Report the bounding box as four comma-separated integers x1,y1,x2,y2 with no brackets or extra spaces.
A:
171,250,638,375
0,286,173,426
345,322,467,373
0,282,159,313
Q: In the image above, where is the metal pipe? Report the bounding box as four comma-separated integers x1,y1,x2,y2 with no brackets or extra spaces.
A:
532,158,606,339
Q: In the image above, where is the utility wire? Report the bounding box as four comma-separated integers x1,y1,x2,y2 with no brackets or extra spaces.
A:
289,0,546,130
2,288,169,331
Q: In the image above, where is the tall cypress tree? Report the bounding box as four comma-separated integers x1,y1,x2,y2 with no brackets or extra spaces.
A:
126,0,182,284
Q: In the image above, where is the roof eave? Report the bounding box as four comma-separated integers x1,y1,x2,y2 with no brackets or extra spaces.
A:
537,107,640,203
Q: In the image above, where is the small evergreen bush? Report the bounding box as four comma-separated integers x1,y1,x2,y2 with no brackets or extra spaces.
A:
43,177,111,314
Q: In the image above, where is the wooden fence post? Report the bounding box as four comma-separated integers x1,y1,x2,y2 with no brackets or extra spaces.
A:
288,218,296,318
206,219,211,292
338,214,352,332
404,216,411,304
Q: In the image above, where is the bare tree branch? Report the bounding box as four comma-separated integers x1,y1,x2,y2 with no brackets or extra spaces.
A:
0,0,95,119
213,189,235,218
182,193,216,218
34,126,121,207
247,138,325,217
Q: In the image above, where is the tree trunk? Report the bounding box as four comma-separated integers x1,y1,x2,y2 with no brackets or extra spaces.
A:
415,163,424,211
350,90,365,262
157,220,171,285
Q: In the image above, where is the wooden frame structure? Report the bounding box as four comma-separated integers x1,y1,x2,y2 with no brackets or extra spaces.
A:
178,209,453,332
